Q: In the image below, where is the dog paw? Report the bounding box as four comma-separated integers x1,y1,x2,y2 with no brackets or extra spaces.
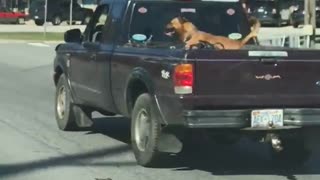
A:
251,32,258,37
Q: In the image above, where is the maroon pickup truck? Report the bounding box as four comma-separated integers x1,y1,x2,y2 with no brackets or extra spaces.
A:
53,0,320,167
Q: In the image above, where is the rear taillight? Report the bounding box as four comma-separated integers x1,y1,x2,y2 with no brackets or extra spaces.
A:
173,64,194,94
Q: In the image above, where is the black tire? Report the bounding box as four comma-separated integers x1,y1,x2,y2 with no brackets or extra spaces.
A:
82,15,91,25
131,93,163,167
55,74,78,131
52,15,62,26
271,137,310,167
35,19,44,26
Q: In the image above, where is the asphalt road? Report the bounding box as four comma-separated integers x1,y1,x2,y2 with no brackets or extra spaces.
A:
0,43,320,180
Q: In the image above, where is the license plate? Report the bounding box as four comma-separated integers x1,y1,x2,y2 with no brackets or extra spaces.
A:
258,8,264,13
34,16,39,19
251,109,283,128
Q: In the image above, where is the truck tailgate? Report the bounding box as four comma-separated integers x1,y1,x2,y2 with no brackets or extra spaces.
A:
189,49,320,107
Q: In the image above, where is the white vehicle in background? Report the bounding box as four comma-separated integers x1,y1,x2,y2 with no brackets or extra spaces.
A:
78,0,98,11
79,4,97,11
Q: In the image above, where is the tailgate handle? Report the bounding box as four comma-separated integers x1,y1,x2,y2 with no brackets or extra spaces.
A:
260,58,278,64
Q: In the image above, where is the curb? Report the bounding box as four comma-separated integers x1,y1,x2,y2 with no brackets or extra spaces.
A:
0,40,63,44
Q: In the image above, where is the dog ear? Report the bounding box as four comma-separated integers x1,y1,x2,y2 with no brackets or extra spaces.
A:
178,16,189,24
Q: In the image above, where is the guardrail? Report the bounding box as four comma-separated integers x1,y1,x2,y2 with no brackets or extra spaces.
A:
258,25,313,48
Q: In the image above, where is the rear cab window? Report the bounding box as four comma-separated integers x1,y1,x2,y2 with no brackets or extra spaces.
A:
127,1,252,48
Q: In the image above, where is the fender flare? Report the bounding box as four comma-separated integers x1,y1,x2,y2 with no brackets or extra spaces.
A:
125,67,167,125
125,67,155,113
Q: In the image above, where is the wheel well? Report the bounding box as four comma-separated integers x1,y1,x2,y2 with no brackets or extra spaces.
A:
127,80,149,114
54,66,63,85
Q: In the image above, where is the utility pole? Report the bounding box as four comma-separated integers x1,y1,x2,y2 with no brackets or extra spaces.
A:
44,0,48,40
69,0,73,29
305,0,316,48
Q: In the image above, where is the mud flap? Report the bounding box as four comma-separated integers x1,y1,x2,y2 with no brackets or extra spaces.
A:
152,95,184,153
157,129,183,153
72,105,93,128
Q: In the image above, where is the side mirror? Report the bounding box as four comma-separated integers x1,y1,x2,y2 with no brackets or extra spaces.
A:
64,28,82,43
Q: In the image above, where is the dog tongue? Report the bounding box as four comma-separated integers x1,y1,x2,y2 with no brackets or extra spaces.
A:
165,32,174,36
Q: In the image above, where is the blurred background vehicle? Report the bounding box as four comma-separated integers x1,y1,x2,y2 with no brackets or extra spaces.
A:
247,0,284,27
246,0,320,28
289,0,320,27
29,0,93,26
0,6,26,24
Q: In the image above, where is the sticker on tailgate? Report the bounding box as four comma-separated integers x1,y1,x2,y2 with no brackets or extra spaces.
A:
248,51,288,57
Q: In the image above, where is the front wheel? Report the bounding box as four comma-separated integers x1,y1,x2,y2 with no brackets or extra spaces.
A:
131,93,163,167
55,74,78,131
34,19,44,26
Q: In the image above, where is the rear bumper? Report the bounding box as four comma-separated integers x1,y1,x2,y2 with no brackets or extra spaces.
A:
184,108,320,129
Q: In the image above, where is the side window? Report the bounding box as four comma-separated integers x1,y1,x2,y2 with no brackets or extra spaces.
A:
83,5,109,43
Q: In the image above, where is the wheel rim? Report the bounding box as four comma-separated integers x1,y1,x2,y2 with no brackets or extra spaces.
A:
57,86,66,119
135,108,151,152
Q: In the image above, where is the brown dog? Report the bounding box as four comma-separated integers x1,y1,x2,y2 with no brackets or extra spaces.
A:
165,16,260,50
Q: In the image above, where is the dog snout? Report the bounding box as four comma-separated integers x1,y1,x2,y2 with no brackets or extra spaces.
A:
164,23,176,36
165,23,173,30
165,27,175,33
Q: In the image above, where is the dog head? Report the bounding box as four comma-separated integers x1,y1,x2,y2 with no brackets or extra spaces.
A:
165,16,189,37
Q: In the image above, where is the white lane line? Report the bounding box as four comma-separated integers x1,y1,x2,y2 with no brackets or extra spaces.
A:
28,43,50,47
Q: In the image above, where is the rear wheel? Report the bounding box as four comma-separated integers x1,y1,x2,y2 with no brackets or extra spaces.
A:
131,93,164,167
34,19,44,26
